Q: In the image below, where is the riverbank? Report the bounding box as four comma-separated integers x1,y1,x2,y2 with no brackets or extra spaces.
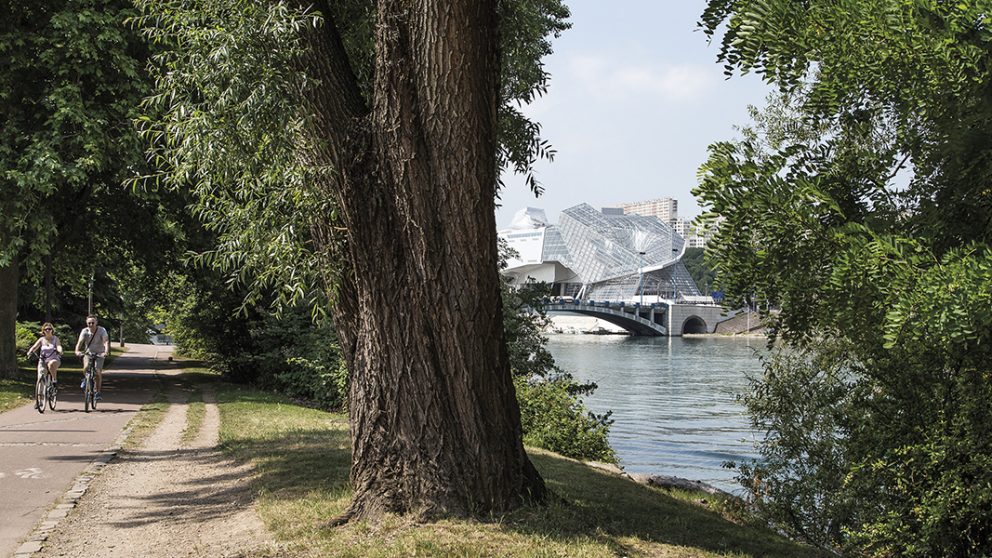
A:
685,332,768,339
211,380,823,557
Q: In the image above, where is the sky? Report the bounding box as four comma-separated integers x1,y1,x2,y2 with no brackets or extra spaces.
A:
495,1,773,228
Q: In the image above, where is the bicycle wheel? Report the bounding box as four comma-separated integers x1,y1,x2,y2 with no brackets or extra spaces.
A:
84,376,92,413
35,376,45,413
48,376,57,411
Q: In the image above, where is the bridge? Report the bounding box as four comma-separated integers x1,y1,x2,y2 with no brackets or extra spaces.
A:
544,299,728,337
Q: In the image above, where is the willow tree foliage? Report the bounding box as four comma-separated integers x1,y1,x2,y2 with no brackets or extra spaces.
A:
697,2,992,554
133,0,569,521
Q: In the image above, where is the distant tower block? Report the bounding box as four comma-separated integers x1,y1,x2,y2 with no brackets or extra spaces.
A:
618,197,678,225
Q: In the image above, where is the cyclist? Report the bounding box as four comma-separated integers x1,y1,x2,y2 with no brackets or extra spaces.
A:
27,322,64,387
75,315,110,401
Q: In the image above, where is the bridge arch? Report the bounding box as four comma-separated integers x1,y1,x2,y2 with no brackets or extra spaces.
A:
681,315,708,335
544,303,668,336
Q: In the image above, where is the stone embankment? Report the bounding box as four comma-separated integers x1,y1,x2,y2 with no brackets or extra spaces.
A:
585,461,734,499
713,311,767,335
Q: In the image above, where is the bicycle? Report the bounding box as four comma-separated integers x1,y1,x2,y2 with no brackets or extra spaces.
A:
28,353,58,413
82,350,100,412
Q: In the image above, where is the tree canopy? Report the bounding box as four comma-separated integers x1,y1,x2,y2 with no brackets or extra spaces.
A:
132,0,569,317
697,1,992,554
0,0,180,373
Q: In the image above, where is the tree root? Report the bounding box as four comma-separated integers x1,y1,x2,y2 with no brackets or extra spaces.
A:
320,508,356,528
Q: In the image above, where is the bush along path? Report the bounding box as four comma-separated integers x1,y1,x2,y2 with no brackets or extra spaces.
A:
36,381,279,557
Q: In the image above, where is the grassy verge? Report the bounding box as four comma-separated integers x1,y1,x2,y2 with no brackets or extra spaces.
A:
123,385,171,451
0,370,34,413
217,383,826,558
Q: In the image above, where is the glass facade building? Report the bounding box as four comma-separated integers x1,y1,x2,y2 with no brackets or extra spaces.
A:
501,204,701,302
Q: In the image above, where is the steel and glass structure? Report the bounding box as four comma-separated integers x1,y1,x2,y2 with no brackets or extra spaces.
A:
500,204,701,302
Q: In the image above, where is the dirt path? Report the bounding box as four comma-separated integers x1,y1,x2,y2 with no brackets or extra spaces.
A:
38,385,278,558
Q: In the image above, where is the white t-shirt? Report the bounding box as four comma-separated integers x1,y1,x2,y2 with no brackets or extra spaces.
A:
78,326,109,355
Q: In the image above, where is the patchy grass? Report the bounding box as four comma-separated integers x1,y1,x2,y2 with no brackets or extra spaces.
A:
123,386,170,451
182,389,206,444
176,367,219,445
121,365,221,450
216,384,826,558
174,367,222,385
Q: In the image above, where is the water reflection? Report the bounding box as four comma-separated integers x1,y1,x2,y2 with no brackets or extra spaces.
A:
545,335,764,492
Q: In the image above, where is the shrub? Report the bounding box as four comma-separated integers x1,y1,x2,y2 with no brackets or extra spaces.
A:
272,357,345,409
154,271,347,409
515,375,615,464
500,249,616,464
734,247,992,556
16,322,39,353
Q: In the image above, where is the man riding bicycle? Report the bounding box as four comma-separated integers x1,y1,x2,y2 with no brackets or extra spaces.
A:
75,315,110,401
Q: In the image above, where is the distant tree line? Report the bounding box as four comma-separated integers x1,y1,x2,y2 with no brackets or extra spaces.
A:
681,247,716,295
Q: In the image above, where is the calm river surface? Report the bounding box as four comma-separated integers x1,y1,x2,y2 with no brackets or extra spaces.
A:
545,334,765,492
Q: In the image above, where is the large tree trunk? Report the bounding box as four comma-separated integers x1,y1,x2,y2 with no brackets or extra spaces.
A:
0,256,18,378
300,0,545,521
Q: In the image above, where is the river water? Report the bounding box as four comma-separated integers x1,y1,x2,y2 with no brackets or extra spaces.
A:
545,334,765,493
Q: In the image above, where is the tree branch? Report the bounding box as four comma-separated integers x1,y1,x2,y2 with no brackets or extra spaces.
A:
293,0,369,164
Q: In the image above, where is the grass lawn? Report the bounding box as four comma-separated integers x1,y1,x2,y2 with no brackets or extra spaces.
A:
217,384,826,558
0,372,34,413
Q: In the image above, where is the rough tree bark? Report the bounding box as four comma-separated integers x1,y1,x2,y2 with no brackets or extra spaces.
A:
0,257,18,378
299,0,546,521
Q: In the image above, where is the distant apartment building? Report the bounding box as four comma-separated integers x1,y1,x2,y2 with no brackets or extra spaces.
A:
618,197,678,225
605,197,718,248
675,216,720,249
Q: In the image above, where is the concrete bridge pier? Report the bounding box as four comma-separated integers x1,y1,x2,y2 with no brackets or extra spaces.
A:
664,304,726,336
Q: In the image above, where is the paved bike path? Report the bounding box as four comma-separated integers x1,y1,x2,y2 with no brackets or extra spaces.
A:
0,344,175,558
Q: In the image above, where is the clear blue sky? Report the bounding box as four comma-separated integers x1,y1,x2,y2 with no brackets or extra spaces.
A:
496,1,772,228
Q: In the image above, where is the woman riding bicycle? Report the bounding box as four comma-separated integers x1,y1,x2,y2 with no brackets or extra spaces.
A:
27,322,64,386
